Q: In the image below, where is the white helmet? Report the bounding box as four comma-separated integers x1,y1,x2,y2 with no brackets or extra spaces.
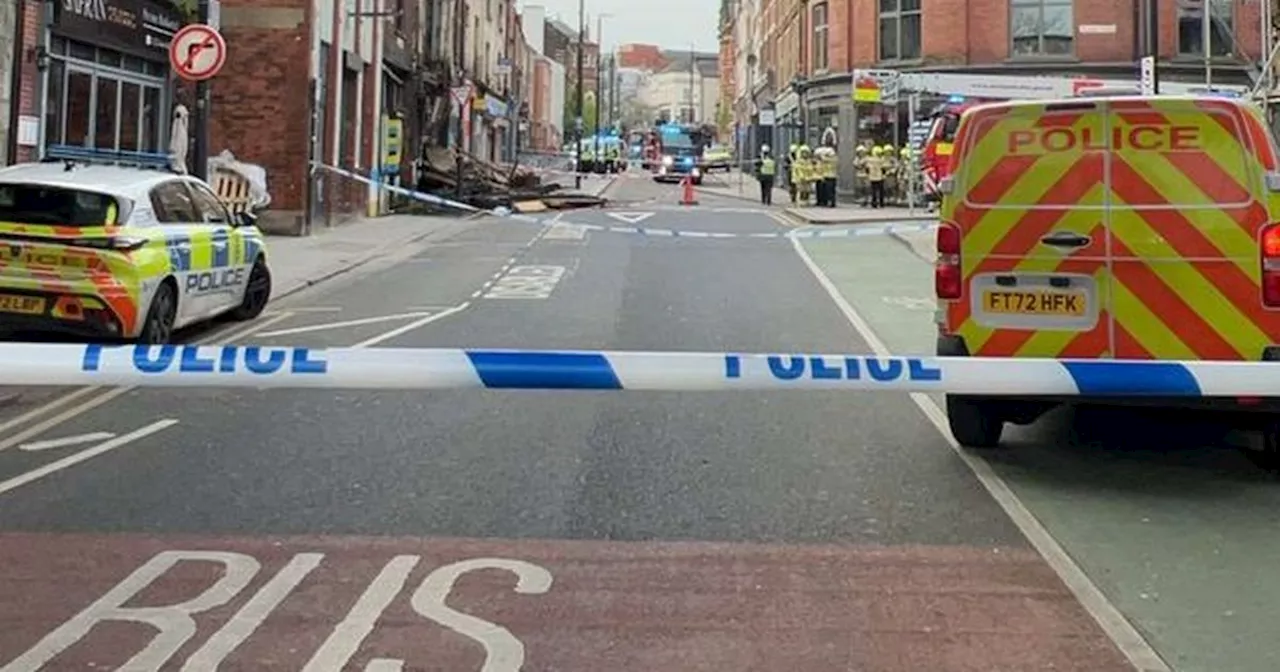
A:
760,144,770,154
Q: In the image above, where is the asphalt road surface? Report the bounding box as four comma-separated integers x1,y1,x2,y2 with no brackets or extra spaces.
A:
0,174,1141,671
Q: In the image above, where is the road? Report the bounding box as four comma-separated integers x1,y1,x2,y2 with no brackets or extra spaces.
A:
0,174,1136,671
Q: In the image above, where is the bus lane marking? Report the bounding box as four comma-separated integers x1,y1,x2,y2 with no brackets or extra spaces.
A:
0,550,553,672
483,265,567,300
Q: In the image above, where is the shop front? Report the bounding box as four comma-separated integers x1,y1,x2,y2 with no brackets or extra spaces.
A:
773,89,801,152
38,0,183,157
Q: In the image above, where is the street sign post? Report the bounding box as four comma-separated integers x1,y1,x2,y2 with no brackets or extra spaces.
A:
169,24,227,82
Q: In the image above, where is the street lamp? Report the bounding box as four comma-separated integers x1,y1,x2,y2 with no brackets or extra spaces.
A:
574,0,585,188
593,13,612,144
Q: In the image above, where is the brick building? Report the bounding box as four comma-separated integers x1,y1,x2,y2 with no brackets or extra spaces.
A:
543,17,598,95
746,0,1269,153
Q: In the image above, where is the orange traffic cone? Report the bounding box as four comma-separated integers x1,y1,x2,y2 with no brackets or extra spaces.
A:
680,174,698,206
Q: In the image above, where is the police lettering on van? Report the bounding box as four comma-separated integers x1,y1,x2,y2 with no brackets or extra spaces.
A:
723,354,943,383
1006,125,1201,154
186,268,245,294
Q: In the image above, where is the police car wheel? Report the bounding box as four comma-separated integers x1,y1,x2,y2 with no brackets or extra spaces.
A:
231,259,272,321
138,281,178,345
945,395,1004,448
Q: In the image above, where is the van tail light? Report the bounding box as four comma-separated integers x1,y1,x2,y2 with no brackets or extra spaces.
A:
935,221,962,300
1262,223,1280,306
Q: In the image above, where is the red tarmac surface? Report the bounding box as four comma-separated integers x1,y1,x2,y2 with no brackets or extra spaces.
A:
0,533,1133,671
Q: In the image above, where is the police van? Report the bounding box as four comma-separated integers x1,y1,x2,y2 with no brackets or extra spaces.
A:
934,93,1280,468
0,146,272,344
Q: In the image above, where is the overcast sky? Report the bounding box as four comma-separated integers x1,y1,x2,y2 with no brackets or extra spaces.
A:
518,0,718,53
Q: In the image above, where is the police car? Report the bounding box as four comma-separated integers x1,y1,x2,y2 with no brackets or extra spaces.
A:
0,146,272,344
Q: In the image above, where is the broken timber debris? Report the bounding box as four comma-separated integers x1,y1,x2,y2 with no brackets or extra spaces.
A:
404,147,606,214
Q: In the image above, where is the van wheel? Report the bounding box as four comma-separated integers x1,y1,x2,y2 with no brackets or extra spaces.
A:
231,258,272,321
137,281,177,345
946,395,1005,448
1243,421,1280,472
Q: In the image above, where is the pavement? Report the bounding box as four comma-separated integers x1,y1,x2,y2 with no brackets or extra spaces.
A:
0,171,1257,670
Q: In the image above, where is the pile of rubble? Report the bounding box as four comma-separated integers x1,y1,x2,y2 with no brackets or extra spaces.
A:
409,147,606,214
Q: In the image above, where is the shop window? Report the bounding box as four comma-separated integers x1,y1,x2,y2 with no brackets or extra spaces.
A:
878,0,921,62
68,41,95,61
94,77,119,150
44,60,66,146
65,71,93,146
1178,0,1233,57
812,3,828,73
1010,0,1074,56
141,87,161,153
119,83,141,152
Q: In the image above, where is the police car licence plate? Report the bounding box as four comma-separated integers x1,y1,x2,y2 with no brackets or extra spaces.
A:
0,294,45,315
982,289,1085,316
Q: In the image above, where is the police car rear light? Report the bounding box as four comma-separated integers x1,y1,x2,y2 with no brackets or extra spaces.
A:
936,222,962,300
1261,223,1280,306
72,236,146,252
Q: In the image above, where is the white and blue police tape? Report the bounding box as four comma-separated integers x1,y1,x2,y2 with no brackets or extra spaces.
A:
316,163,939,241
0,343,1270,396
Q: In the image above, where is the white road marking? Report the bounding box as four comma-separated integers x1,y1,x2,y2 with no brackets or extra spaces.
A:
483,265,566,300
542,224,587,240
255,312,435,337
352,303,470,347
302,555,420,671
0,311,296,452
606,211,654,224
18,432,116,452
882,296,936,311
183,554,325,670
4,551,551,671
410,558,553,672
789,236,1170,672
266,306,344,314
0,419,179,497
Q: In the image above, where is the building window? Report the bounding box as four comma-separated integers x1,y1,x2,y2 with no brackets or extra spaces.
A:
1178,0,1233,57
812,2,828,72
1010,0,1074,56
878,0,921,62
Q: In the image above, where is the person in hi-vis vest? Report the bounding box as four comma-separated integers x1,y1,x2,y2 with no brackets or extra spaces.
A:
754,144,777,205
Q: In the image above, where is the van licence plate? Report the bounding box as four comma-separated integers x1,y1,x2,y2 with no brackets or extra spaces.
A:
982,289,1085,316
0,294,45,315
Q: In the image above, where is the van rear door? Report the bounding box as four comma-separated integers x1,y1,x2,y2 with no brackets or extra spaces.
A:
1107,98,1280,361
944,100,1112,359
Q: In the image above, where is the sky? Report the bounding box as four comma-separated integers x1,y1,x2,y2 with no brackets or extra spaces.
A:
518,0,718,53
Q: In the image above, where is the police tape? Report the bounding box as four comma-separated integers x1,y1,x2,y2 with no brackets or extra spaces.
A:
0,342,1267,396
315,163,940,241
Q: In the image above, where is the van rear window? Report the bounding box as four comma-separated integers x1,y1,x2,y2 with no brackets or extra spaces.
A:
957,106,1254,209
0,184,118,226
958,110,1106,208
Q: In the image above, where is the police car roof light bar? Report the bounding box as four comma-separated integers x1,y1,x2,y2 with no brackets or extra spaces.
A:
44,145,174,172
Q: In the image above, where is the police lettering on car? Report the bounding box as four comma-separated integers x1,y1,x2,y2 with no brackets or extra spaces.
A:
722,354,943,382
81,344,328,375
185,268,245,294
